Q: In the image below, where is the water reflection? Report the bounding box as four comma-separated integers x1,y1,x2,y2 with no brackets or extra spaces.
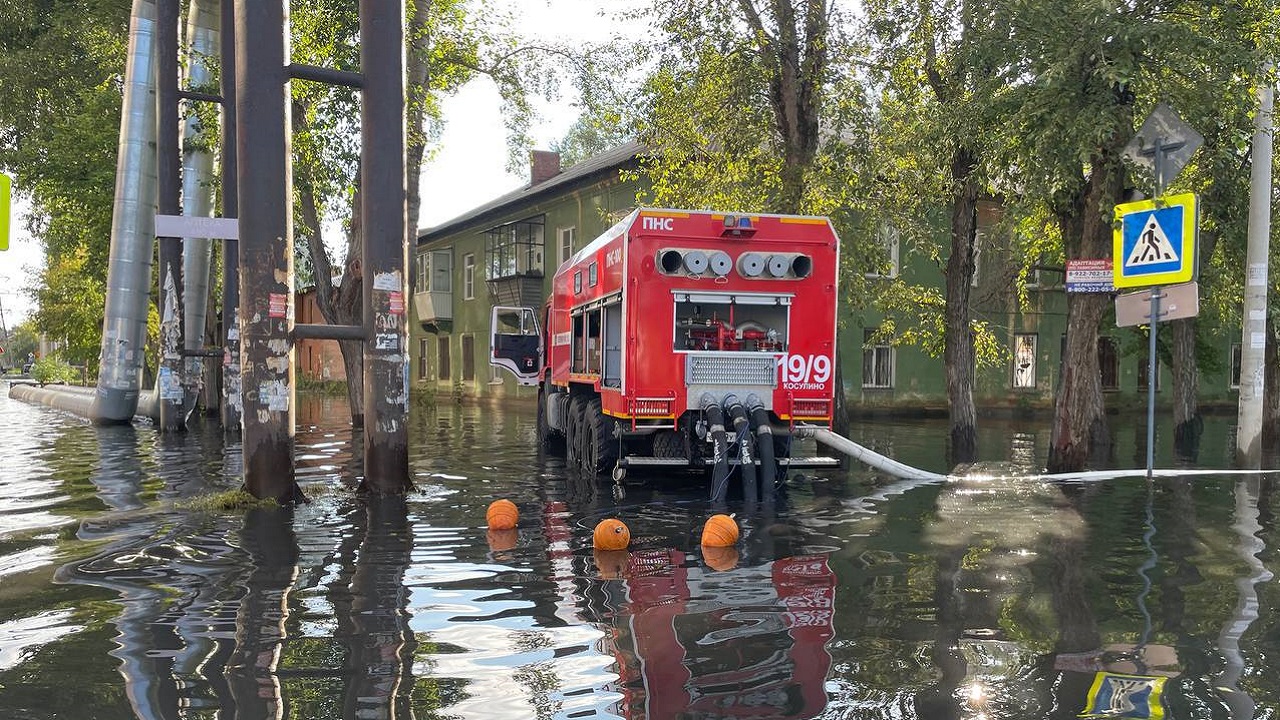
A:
2,394,1280,720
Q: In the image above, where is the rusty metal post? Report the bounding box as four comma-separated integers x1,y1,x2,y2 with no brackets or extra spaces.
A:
156,0,185,432
359,0,411,493
219,0,241,433
234,0,296,500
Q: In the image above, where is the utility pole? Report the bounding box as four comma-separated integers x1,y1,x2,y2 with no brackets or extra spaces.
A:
219,0,241,434
359,0,412,493
156,0,186,432
235,0,296,500
1237,67,1274,467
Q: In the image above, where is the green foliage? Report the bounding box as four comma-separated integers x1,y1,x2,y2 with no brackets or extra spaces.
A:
176,489,279,513
29,246,105,372
4,320,38,369
30,355,76,384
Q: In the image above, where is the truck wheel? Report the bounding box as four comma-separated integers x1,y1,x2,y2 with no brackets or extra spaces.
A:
583,397,618,475
565,396,582,469
537,386,564,455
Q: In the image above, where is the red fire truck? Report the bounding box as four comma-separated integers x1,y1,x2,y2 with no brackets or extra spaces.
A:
491,208,841,499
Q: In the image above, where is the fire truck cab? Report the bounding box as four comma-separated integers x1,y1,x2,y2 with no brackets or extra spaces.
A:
492,208,842,494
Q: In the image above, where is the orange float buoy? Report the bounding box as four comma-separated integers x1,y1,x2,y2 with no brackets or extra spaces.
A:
486,499,519,530
702,544,739,571
593,518,631,550
700,513,739,547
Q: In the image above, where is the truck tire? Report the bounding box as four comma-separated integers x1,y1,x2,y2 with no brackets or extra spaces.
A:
537,386,564,454
564,395,581,469
582,397,618,475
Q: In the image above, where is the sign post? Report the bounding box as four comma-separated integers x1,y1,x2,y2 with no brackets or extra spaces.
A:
0,173,10,251
1117,104,1202,478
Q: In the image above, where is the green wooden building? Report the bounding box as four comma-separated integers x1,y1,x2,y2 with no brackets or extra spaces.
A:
412,142,1243,415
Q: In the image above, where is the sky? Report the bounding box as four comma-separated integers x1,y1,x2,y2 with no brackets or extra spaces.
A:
0,0,634,328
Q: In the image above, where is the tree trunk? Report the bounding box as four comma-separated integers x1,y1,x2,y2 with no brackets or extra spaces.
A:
406,0,430,238
294,132,365,426
944,147,979,464
1171,317,1202,460
1048,147,1124,471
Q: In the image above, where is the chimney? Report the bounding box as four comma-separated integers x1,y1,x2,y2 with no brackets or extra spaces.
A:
530,150,561,185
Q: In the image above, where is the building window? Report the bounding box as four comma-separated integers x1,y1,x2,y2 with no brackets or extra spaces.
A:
1137,356,1162,391
865,225,899,279
463,254,475,300
558,226,577,268
1230,343,1242,388
418,338,429,380
862,327,894,388
461,334,475,381
1013,333,1037,389
589,262,598,287
415,250,452,293
431,250,452,292
485,216,545,280
415,252,428,292
437,337,450,380
1099,336,1119,391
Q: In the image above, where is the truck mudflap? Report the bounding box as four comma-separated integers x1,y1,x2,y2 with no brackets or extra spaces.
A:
619,455,842,469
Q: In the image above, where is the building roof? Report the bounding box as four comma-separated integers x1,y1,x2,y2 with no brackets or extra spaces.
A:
417,140,646,243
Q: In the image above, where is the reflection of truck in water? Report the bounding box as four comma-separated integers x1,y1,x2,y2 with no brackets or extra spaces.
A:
492,208,841,498
581,549,836,719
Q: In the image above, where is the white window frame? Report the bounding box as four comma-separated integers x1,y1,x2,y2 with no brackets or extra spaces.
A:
1012,333,1037,389
862,328,895,389
463,253,475,300
429,249,452,293
558,226,577,268
865,225,900,279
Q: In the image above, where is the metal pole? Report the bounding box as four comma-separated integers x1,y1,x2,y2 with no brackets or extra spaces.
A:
235,0,296,500
1236,67,1274,467
156,0,185,432
219,0,241,433
1146,290,1160,478
359,0,411,493
1142,142,1168,479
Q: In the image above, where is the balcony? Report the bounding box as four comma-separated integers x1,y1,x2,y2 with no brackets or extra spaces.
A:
486,275,544,308
414,289,452,333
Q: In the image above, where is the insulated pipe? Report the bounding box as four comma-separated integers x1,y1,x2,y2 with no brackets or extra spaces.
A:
10,384,98,417
702,393,731,506
722,394,758,508
179,0,221,414
92,0,159,424
746,394,776,506
793,426,946,481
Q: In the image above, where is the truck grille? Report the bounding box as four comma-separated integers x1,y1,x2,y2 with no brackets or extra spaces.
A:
685,353,777,386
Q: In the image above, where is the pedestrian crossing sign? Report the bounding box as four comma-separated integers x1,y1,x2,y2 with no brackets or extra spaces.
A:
1113,193,1198,288
1080,672,1166,719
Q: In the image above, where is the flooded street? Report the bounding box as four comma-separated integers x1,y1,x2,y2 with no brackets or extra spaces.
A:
1,389,1278,719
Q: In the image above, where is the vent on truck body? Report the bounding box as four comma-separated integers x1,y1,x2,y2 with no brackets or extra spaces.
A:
685,353,778,386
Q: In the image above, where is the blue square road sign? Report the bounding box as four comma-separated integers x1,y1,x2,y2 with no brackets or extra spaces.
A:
1113,193,1197,289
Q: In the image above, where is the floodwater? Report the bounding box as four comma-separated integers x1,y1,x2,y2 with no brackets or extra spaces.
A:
1,389,1278,720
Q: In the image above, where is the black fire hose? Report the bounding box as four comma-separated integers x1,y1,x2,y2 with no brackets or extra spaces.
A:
746,394,776,506
702,394,731,507
723,394,758,508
